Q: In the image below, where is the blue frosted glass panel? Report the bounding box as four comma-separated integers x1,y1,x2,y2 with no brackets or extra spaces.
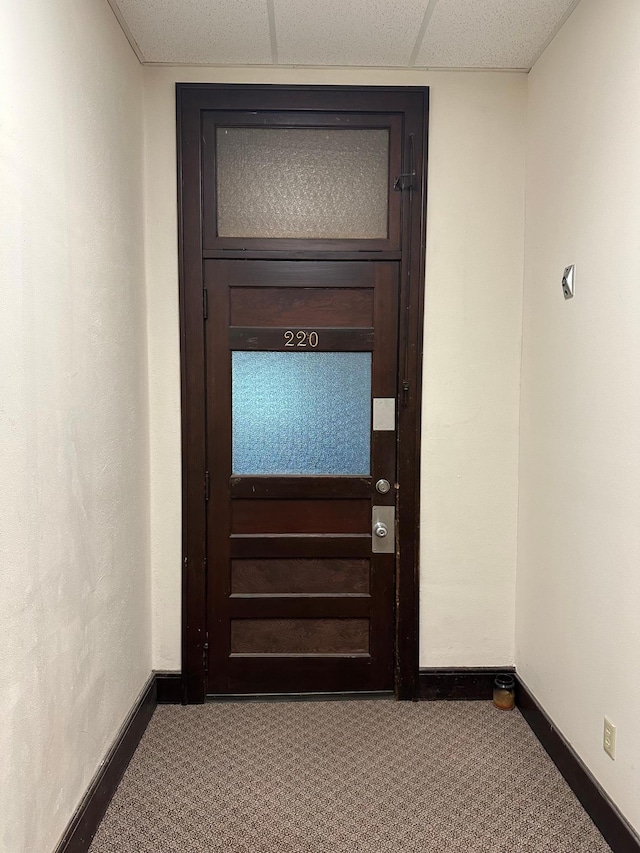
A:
232,352,371,475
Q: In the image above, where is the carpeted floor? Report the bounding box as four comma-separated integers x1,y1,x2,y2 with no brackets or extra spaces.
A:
89,700,612,852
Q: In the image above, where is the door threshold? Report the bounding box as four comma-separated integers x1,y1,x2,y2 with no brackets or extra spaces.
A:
206,690,394,703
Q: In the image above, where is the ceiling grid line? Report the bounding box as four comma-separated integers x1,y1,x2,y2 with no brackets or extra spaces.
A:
408,0,440,68
266,0,280,65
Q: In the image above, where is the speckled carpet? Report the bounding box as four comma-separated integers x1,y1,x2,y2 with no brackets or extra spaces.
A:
89,700,611,852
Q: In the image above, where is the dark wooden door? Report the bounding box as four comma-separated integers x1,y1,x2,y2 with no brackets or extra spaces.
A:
178,85,428,701
205,260,398,694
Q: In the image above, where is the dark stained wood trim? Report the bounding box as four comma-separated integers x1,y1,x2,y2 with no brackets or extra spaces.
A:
53,676,156,853
207,690,393,702
369,262,399,691
204,261,234,695
177,84,208,704
229,326,375,352
203,250,402,261
394,88,429,700
419,667,515,700
230,476,371,500
177,84,427,116
177,83,429,702
155,671,183,704
517,678,640,853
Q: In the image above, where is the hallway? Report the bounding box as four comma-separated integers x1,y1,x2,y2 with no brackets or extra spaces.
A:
89,701,610,852
5,1,640,850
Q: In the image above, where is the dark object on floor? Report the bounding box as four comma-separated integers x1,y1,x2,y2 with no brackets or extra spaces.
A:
493,674,516,710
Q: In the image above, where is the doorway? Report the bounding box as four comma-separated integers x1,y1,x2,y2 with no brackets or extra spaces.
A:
177,85,428,701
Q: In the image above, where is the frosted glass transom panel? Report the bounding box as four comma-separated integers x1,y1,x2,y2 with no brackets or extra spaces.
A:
232,352,371,475
216,128,389,239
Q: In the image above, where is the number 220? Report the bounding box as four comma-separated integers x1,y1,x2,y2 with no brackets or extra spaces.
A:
284,330,319,348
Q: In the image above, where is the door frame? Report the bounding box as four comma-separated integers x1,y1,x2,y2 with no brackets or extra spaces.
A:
176,84,429,702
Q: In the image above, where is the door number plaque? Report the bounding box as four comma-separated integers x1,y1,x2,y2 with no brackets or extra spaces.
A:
284,330,319,348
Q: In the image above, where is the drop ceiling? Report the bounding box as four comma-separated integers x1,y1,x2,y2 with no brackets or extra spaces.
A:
109,0,581,70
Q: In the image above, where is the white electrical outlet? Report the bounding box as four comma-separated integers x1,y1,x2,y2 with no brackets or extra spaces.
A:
603,717,617,760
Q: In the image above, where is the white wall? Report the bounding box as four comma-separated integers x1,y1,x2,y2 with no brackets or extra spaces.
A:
0,1,150,851
144,66,526,671
517,0,640,835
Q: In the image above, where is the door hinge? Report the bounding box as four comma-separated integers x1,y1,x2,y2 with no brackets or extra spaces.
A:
203,288,208,320
202,640,209,673
402,380,410,405
204,470,210,502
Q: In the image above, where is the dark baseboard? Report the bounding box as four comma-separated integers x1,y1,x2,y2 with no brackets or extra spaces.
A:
419,667,515,700
53,675,156,853
155,671,183,704
516,678,640,853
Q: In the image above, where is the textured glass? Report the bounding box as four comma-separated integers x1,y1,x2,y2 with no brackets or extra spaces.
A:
232,352,371,475
216,128,389,239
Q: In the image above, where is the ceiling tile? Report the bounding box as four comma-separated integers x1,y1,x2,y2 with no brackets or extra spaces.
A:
114,0,273,64
415,0,577,68
274,0,429,67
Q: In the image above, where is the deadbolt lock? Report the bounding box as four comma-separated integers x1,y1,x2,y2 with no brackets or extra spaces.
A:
375,478,391,494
